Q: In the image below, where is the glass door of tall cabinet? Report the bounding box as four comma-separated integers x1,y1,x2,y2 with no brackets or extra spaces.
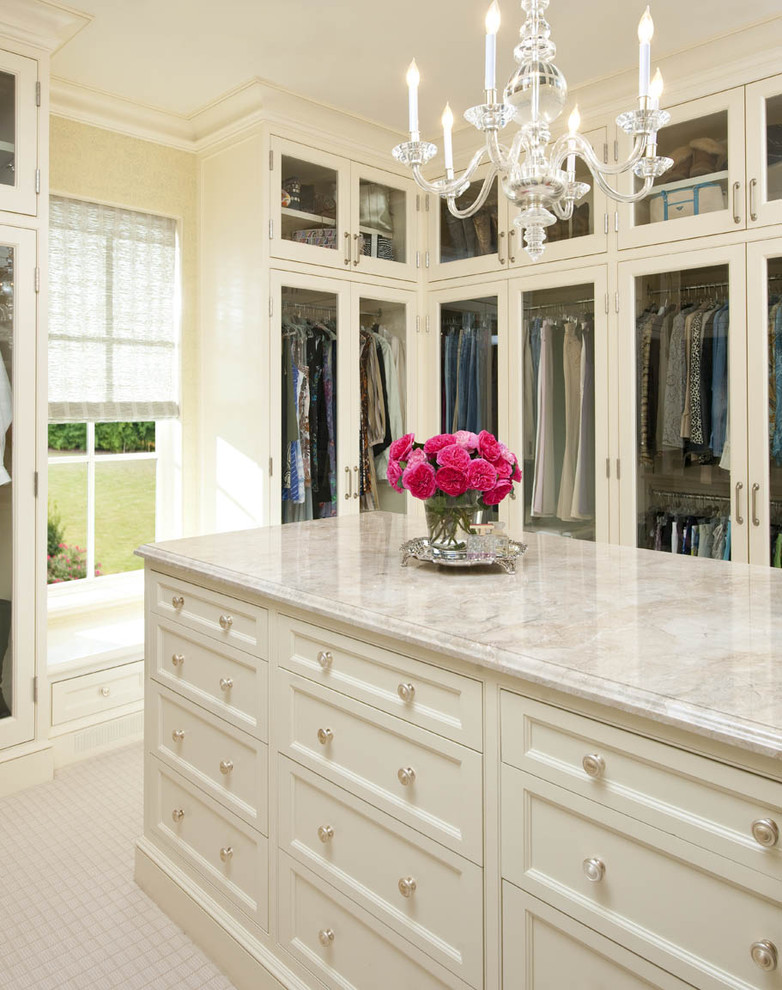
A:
0,51,37,217
617,247,748,562
429,169,506,280
0,225,36,748
349,164,417,281
746,75,782,229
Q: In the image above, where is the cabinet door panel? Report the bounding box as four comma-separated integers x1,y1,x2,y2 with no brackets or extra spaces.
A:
350,163,417,281
746,76,782,229
0,51,37,217
429,167,508,281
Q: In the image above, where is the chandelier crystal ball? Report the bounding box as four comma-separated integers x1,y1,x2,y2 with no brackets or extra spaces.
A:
392,0,672,261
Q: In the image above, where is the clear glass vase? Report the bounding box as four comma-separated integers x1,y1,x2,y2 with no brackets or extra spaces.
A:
424,491,483,551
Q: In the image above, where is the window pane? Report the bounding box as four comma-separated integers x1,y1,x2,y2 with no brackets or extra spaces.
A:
95,421,155,453
48,423,87,451
95,459,156,576
48,462,88,583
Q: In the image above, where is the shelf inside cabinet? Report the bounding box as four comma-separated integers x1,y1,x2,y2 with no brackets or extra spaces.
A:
281,207,336,228
651,169,728,194
0,141,13,154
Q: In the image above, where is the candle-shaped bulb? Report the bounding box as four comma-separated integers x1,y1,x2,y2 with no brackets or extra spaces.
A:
649,68,664,106
406,59,420,140
484,2,500,93
406,59,420,89
638,6,654,44
441,103,454,130
568,105,581,135
485,1,501,34
442,102,454,172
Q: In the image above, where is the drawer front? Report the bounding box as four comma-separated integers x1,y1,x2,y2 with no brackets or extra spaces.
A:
152,619,268,740
279,615,483,751
150,570,268,658
502,766,782,990
51,661,144,725
151,684,268,833
148,760,268,931
278,670,483,864
501,691,782,883
279,756,483,988
502,883,695,990
278,852,473,990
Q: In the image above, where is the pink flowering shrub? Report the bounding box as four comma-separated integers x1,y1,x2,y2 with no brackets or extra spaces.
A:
47,542,102,583
386,429,521,507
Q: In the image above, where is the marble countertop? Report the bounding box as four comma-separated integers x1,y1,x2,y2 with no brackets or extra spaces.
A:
138,513,782,762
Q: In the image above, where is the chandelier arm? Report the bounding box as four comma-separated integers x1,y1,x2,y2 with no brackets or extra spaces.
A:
551,132,648,177
551,199,574,221
589,170,655,204
446,166,500,218
410,146,487,198
487,130,515,172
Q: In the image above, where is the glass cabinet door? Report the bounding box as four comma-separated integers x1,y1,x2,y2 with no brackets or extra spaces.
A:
617,89,745,250
746,76,782,229
429,170,506,280
0,51,38,217
0,225,36,748
618,248,748,563
350,164,416,281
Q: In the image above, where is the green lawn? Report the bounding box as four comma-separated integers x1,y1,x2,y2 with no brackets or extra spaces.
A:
48,457,156,577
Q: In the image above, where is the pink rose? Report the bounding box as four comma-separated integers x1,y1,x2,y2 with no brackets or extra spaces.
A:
423,433,456,455
512,461,522,482
436,443,472,472
389,433,415,462
466,458,498,491
482,480,513,505
477,430,504,463
402,461,437,500
435,467,469,497
407,448,428,466
453,430,479,450
386,459,404,493
495,459,512,480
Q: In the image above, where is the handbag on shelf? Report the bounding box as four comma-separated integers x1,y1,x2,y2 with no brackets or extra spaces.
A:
359,183,393,232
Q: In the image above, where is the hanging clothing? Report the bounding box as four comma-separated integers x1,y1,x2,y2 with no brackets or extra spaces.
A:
531,320,556,517
440,315,497,436
572,323,595,521
556,322,582,521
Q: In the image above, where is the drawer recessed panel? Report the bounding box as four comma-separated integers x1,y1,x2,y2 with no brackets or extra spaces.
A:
51,661,144,726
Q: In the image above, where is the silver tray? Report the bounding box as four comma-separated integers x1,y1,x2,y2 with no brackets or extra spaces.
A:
400,537,527,574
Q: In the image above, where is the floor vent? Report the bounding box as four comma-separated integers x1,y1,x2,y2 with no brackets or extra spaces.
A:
73,712,144,754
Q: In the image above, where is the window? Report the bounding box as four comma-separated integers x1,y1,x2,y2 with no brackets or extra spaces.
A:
47,197,181,587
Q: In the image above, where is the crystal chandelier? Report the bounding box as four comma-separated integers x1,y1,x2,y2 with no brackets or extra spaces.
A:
392,0,672,261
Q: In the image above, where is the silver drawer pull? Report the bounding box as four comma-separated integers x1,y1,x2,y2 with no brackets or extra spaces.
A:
171,729,185,742
219,760,234,776
751,818,779,848
398,876,417,898
751,940,778,972
582,754,605,778
219,677,233,692
318,928,335,947
171,653,185,667
317,650,333,669
317,824,335,843
317,727,334,745
219,846,233,863
172,595,184,609
99,686,111,697
583,857,605,882
397,766,416,786
171,808,185,823
397,683,415,703
219,614,233,630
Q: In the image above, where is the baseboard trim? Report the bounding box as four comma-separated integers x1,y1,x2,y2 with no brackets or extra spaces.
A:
0,744,54,798
134,839,310,990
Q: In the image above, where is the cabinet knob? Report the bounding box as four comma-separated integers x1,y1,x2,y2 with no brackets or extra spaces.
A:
171,808,185,824
751,940,778,972
317,824,335,843
582,857,606,882
171,729,185,743
751,818,779,848
219,846,233,863
398,876,417,898
397,683,415,703
582,754,605,778
219,677,233,692
219,614,233,630
317,727,334,745
318,928,335,947
172,595,184,609
171,653,185,667
99,686,111,697
317,650,333,670
397,766,416,787
219,760,234,776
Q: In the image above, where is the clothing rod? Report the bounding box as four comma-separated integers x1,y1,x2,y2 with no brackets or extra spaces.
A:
651,488,730,505
524,298,594,312
645,281,729,293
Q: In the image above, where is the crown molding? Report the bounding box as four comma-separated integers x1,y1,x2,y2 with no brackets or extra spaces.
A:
0,0,90,55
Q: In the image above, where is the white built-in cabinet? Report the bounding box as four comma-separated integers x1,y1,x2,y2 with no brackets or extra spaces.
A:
0,49,39,218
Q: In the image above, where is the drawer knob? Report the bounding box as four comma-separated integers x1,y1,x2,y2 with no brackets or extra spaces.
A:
318,928,335,947
219,614,233,630
317,727,334,745
99,686,111,697
317,650,333,669
219,677,233,692
398,876,417,898
219,760,234,776
171,653,185,667
751,818,779,848
171,808,185,824
751,940,778,972
172,595,184,609
397,766,416,787
317,824,335,843
397,683,416,703
582,754,605,778
582,857,606,883
219,846,233,863
171,729,185,743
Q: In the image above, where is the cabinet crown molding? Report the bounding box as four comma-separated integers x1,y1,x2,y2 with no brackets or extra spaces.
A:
0,0,90,55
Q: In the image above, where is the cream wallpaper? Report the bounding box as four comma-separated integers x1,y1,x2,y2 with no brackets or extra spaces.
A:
49,116,199,534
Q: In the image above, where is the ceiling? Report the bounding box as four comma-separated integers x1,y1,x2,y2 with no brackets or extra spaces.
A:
51,0,782,136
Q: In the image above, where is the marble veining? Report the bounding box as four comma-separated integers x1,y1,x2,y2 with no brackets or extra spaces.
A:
138,513,782,761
